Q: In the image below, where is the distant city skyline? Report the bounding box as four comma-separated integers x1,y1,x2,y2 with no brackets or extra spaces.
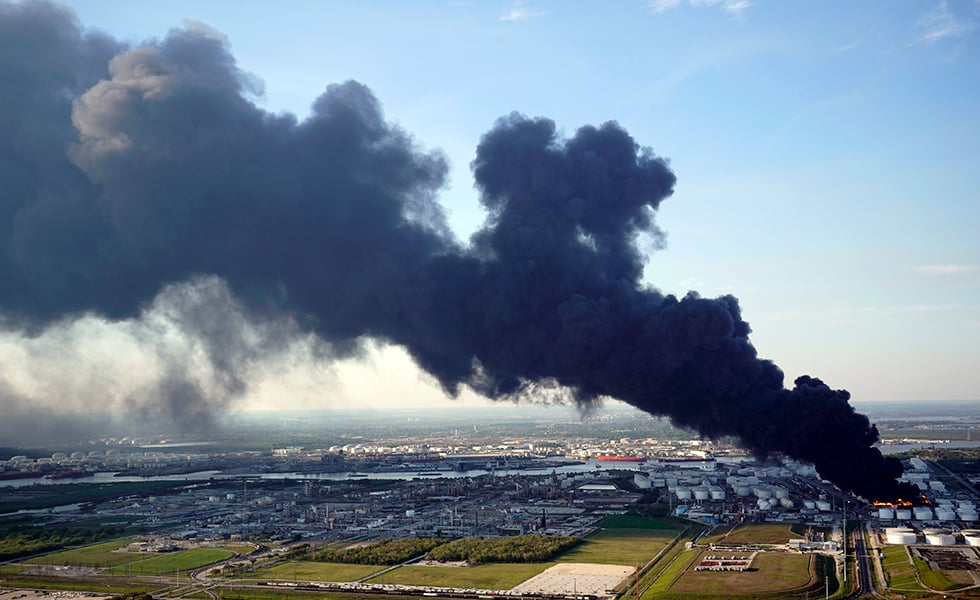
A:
0,1,976,433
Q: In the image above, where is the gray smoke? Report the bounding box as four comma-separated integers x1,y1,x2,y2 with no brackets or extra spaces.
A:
0,2,917,500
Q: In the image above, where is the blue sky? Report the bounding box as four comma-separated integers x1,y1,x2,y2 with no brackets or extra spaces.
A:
51,0,980,405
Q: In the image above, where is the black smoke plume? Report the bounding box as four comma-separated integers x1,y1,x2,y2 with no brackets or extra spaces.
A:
0,2,918,501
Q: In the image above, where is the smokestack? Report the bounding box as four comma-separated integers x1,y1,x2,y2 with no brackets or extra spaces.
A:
0,2,918,501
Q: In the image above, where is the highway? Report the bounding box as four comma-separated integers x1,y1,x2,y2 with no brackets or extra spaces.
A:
845,518,881,600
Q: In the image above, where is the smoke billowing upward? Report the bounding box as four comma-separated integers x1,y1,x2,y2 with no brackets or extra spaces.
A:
0,1,918,501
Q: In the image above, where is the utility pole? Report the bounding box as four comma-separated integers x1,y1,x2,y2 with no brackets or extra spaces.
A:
842,499,847,583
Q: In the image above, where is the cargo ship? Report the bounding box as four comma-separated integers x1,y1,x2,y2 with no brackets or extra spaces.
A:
596,455,645,462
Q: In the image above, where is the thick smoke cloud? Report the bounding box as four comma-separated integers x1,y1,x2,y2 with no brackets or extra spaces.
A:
0,1,917,501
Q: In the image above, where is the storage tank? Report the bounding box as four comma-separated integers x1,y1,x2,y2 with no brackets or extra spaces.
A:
676,487,692,500
757,498,772,511
779,497,794,509
693,488,709,501
878,507,895,520
962,530,980,546
736,486,751,497
710,487,725,501
924,530,955,545
885,528,917,545
958,509,978,522
913,507,934,520
816,500,832,512
804,500,816,510
935,508,956,521
754,487,773,499
774,487,789,499
896,509,912,520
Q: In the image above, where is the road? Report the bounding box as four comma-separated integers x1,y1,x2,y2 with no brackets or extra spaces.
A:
844,518,884,600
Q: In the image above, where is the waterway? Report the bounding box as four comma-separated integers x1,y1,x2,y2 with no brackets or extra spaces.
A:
0,457,693,489
878,440,980,454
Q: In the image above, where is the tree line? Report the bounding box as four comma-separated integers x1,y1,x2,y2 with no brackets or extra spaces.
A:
0,525,127,562
309,537,446,565
424,534,580,565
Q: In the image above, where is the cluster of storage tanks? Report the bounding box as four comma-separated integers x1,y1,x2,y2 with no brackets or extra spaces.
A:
670,478,839,513
884,527,980,546
877,500,978,523
674,485,726,502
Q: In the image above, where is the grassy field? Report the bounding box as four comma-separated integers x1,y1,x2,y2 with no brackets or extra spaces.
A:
221,543,257,555
0,575,160,596
0,563,25,574
558,517,682,566
248,561,384,582
668,552,814,596
25,539,139,567
599,515,682,530
215,588,387,600
912,554,969,591
640,548,700,598
106,547,234,574
881,545,924,592
700,523,800,545
367,562,551,589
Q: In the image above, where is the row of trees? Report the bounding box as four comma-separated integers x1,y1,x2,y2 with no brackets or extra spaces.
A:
309,537,446,565
0,525,127,562
424,534,580,565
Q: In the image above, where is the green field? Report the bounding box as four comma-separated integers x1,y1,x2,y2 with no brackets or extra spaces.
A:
248,561,384,582
220,543,257,555
641,548,699,598
881,545,923,591
701,523,798,545
0,576,160,596
599,515,682,530
668,552,814,596
367,562,551,589
25,539,139,567
106,547,234,574
558,518,681,566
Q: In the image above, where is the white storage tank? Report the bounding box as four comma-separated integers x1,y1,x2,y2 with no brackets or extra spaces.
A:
736,485,752,496
878,507,895,520
774,487,789,499
896,509,913,520
710,487,725,501
816,500,832,512
693,488,709,501
958,509,978,522
804,500,816,509
885,528,917,545
676,487,692,500
924,530,956,546
754,487,773,499
935,508,956,521
962,530,980,546
757,498,772,511
779,497,794,509
913,507,934,520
